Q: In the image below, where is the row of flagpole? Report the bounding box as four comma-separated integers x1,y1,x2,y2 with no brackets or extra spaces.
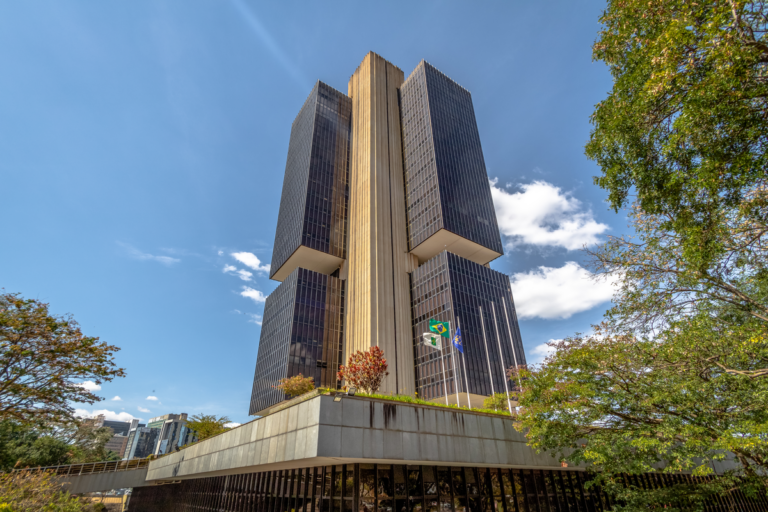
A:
422,298,521,414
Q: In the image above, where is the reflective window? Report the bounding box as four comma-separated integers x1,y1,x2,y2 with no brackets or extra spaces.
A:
400,62,503,255
271,82,351,278
249,268,345,414
410,251,526,399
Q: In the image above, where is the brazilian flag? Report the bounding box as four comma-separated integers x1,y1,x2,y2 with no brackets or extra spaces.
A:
429,319,450,338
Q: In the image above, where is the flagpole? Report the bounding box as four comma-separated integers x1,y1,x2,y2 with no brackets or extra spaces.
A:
438,337,449,406
491,302,513,415
449,320,460,406
501,297,524,393
457,316,471,408
478,306,496,397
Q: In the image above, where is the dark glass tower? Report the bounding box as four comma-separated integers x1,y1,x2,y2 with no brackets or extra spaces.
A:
270,81,352,282
410,251,525,402
249,268,345,415
400,61,503,265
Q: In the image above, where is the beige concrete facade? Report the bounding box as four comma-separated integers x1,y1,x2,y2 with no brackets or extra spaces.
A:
147,395,570,483
346,52,415,395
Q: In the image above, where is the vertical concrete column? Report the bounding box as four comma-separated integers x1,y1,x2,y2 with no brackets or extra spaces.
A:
347,52,415,395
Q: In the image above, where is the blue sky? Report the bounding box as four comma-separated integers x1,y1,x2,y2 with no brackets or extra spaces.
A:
0,1,621,426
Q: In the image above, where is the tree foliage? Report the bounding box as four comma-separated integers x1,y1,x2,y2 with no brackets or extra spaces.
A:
0,293,125,426
0,469,103,511
0,419,120,471
514,0,768,506
482,393,515,412
337,347,389,395
274,374,315,398
514,317,768,506
586,0,768,268
185,414,231,442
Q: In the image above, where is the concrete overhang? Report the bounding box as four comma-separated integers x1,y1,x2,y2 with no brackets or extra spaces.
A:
270,246,344,282
146,395,569,483
410,229,501,266
57,468,149,494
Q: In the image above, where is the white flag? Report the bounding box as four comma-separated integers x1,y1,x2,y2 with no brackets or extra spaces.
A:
422,333,442,351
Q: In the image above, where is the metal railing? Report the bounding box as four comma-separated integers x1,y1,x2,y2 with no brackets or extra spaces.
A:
14,458,150,477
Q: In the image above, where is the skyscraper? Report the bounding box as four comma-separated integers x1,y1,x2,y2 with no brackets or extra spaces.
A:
249,53,525,415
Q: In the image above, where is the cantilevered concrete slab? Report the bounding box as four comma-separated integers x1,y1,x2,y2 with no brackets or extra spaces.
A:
146,395,565,483
410,229,502,265
57,467,150,494
269,246,344,282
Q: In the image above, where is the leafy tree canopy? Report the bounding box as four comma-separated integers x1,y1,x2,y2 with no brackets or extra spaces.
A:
586,0,768,273
482,392,515,413
185,414,231,442
0,293,125,426
515,316,768,506
274,374,315,398
0,419,120,471
1,469,105,511
514,0,768,505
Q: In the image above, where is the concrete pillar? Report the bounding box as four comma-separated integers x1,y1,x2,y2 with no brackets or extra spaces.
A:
346,52,415,395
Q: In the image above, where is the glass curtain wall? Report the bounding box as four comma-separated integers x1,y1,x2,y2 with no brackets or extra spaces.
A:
400,61,502,254
270,82,352,278
410,251,525,401
249,268,345,415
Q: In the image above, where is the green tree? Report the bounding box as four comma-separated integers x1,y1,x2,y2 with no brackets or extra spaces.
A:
185,414,231,442
514,0,768,506
586,0,768,273
273,374,315,398
0,419,120,471
54,420,120,464
0,293,125,426
0,421,70,470
482,393,514,413
0,469,103,511
514,316,768,507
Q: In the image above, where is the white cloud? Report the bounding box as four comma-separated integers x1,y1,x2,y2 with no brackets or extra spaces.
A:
75,381,101,392
231,252,270,273
118,242,180,265
236,269,253,281
223,264,254,282
218,250,224,256
510,262,615,319
527,341,559,365
75,408,138,422
111,396,122,401
138,406,151,413
241,286,267,303
490,179,608,250
247,313,263,326
146,396,159,401
224,422,241,428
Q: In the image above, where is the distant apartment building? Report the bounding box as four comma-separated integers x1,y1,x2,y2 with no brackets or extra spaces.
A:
105,434,129,458
122,414,195,459
125,426,158,460
84,414,134,458
147,413,196,456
